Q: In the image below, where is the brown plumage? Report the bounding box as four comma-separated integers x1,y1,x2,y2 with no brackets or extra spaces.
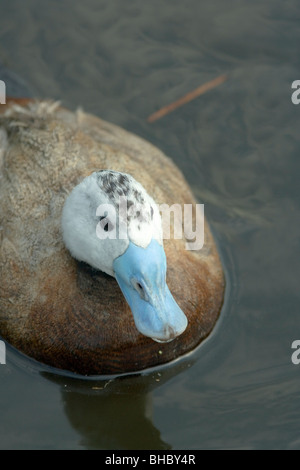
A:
0,99,224,375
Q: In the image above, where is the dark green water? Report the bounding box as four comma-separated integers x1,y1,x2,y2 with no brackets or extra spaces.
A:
0,0,300,449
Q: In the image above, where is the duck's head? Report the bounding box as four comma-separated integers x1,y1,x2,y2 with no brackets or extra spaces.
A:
61,170,188,343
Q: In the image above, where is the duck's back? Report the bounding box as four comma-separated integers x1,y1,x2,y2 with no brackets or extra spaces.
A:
0,101,224,375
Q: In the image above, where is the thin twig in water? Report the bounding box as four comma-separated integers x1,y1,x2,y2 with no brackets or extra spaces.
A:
147,73,228,123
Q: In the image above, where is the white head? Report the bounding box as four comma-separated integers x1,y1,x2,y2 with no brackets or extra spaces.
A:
61,170,187,342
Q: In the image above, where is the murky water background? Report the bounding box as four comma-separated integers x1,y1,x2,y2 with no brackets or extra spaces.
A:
0,0,300,449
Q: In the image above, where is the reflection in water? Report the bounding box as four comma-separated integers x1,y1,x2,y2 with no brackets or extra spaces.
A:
43,355,195,449
62,389,170,450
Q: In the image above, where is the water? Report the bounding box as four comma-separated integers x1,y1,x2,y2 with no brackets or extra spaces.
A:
0,0,300,449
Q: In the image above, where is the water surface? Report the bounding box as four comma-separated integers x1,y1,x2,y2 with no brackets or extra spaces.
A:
0,0,299,449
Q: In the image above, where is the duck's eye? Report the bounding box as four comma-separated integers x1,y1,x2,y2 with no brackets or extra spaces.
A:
99,216,114,232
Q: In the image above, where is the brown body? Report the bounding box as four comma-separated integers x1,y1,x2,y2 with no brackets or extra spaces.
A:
0,100,224,375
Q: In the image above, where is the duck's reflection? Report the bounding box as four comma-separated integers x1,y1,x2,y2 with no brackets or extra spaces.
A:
62,388,169,449
43,357,194,450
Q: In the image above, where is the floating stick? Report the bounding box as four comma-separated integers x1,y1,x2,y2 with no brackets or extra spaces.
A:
147,73,227,123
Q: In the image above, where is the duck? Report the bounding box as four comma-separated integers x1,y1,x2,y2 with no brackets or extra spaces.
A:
0,99,224,376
